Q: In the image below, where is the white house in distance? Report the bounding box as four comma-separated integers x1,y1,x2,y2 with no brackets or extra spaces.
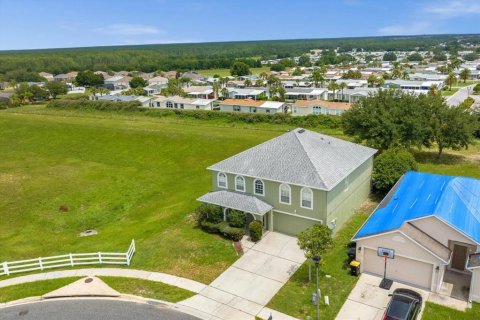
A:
353,171,480,303
150,95,215,110
219,99,286,114
148,76,168,86
291,100,351,116
104,76,132,90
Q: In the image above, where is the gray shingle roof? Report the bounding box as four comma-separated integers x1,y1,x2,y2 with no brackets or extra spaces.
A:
197,190,273,215
208,128,377,191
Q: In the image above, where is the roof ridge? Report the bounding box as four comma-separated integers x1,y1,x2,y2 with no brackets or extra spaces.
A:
292,129,327,188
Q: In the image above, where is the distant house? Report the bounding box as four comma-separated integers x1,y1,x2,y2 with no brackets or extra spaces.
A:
198,128,377,236
144,84,164,96
219,99,285,114
285,88,328,102
94,71,109,79
181,71,206,82
161,71,177,79
383,79,444,91
93,94,152,107
291,100,351,116
148,76,168,86
184,86,214,99
39,72,54,81
150,95,215,110
353,172,480,303
227,88,268,100
54,71,78,83
104,76,132,90
335,79,368,89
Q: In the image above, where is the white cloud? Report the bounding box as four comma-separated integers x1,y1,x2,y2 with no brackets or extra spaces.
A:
378,22,430,36
425,0,480,17
97,24,163,35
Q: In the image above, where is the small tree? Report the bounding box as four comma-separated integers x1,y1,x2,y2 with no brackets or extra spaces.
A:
129,76,148,88
459,68,471,83
230,62,251,77
373,148,418,195
297,224,333,261
45,81,68,99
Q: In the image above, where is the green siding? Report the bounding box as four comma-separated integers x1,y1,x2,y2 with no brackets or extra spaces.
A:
209,156,373,236
326,157,373,233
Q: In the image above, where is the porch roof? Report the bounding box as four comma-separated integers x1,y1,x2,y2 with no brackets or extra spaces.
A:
197,190,273,216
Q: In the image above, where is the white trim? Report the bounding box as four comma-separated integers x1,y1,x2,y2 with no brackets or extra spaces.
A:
234,175,245,192
300,187,313,210
253,179,265,196
279,183,291,205
217,172,228,189
344,176,349,192
273,209,323,223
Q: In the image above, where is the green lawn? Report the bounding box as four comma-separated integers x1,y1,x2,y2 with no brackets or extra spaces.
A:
0,106,287,283
100,276,195,302
0,277,81,303
441,88,459,96
267,198,379,320
196,66,270,77
422,302,480,320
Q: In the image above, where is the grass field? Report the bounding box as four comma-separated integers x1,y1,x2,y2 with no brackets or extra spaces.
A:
441,87,460,96
100,276,195,302
196,66,270,77
0,106,285,283
0,277,81,303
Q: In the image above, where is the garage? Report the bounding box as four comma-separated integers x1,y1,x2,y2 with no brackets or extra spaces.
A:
273,211,316,236
362,248,433,290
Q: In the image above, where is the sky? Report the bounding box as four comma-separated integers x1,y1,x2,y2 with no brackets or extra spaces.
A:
0,0,479,50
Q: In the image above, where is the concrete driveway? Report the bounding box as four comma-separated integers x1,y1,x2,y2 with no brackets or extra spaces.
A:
336,274,430,320
179,232,305,320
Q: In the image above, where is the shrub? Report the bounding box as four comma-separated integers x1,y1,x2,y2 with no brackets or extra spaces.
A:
195,204,223,224
373,148,418,195
227,210,246,228
199,220,221,233
219,222,245,241
249,220,263,242
473,83,480,94
47,99,141,111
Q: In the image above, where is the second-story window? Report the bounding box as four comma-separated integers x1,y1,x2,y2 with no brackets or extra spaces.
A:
254,179,264,196
235,175,245,192
279,184,291,204
301,187,313,209
218,172,227,188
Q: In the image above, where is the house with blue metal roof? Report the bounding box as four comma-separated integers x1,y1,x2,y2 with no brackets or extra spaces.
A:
353,171,480,303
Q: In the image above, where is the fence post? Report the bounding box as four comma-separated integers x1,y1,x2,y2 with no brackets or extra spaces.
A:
69,253,74,266
39,257,43,271
3,262,9,276
98,252,102,264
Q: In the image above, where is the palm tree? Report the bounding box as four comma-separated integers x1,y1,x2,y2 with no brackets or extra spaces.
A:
429,84,440,95
255,79,264,87
259,72,268,81
367,75,377,88
338,82,347,101
327,82,339,101
376,77,385,87
402,70,410,80
244,79,252,87
311,67,325,88
220,87,229,98
446,72,457,90
459,68,471,83
212,81,221,99
267,75,280,87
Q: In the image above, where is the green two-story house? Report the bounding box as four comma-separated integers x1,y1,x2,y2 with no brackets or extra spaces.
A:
198,128,377,236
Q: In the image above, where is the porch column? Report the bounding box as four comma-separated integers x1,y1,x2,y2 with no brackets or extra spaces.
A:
269,210,274,232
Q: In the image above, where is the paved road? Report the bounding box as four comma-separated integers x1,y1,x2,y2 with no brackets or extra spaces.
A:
446,84,475,106
0,299,200,320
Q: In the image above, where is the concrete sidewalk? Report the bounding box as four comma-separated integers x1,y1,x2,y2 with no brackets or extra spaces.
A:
0,267,207,294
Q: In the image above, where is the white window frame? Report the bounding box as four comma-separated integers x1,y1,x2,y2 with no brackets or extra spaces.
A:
300,187,313,209
254,179,265,196
279,183,291,205
235,175,245,192
217,172,228,189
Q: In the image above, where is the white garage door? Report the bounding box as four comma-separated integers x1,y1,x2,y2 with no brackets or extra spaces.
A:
363,248,433,290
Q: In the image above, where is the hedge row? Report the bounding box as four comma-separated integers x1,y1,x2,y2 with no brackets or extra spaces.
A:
199,221,244,241
46,98,342,129
47,99,142,111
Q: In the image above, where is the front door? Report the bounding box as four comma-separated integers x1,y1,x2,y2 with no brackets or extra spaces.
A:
451,244,468,271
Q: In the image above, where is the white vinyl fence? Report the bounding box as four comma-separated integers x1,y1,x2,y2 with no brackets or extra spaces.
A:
0,239,135,276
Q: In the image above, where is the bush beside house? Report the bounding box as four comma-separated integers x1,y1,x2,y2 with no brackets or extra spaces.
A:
372,148,418,194
196,204,245,241
249,221,263,242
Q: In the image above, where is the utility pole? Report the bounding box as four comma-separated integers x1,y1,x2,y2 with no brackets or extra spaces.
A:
313,256,321,320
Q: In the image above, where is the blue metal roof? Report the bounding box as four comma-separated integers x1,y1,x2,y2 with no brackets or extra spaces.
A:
354,171,480,243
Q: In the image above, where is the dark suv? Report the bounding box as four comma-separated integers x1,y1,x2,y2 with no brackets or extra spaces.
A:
384,288,422,320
